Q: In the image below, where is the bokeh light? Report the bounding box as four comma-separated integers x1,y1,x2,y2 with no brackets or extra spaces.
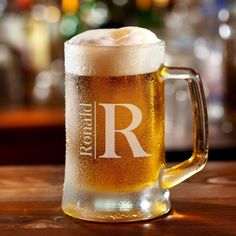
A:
136,0,152,10
0,0,7,16
60,14,79,37
176,90,187,102
43,5,61,23
219,23,231,39
222,121,233,134
33,71,52,101
62,0,79,13
194,37,210,60
32,4,46,21
81,2,109,28
153,0,169,8
112,0,128,7
16,0,32,10
218,8,230,22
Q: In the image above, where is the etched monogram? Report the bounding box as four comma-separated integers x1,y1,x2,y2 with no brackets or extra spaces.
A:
79,103,150,159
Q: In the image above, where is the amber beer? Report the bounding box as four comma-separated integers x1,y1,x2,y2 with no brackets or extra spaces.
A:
65,72,164,192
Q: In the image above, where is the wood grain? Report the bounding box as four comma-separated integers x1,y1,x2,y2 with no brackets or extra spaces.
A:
0,162,235,236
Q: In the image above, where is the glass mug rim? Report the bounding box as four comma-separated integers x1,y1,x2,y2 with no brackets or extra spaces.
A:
64,40,165,49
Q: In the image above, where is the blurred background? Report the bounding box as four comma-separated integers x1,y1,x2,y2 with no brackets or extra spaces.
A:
0,0,235,164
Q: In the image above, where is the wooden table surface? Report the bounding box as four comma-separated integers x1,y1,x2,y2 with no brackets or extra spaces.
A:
0,162,235,236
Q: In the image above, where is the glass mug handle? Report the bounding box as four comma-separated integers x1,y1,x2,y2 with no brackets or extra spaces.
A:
159,66,209,189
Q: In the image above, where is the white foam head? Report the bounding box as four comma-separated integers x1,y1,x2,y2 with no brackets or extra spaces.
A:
65,27,165,76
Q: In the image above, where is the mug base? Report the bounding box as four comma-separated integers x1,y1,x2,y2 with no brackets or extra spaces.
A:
62,184,171,222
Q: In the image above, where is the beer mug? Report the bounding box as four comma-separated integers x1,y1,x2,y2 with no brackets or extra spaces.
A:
62,27,208,222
